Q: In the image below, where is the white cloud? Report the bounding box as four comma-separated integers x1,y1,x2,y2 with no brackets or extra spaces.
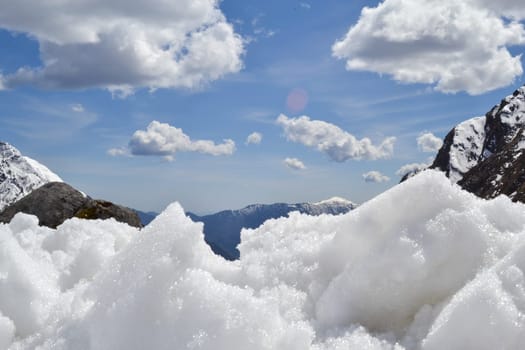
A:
332,0,525,95
71,104,84,113
283,157,306,170
477,0,525,20
112,121,235,159
300,3,311,10
107,147,129,157
0,0,244,95
396,162,429,177
362,171,390,183
277,114,395,162
245,132,262,145
417,132,443,153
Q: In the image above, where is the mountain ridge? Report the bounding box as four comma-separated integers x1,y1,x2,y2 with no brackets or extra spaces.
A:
0,142,62,211
187,198,357,260
427,84,525,201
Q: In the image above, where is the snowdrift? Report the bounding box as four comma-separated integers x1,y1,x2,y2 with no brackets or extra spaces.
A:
2,170,525,349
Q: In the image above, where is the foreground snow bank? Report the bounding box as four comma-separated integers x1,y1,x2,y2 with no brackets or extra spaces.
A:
1,170,525,349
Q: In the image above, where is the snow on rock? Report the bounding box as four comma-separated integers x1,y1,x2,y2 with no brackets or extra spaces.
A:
446,116,486,182
2,170,525,349
431,85,525,186
0,142,62,211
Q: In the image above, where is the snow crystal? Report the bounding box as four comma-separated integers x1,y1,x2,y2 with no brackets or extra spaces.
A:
2,170,525,349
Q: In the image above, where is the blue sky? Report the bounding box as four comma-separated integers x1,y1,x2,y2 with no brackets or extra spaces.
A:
0,0,524,214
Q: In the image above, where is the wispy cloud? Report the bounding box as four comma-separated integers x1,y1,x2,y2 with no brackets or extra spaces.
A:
71,103,85,113
244,14,277,43
0,97,97,140
300,3,311,10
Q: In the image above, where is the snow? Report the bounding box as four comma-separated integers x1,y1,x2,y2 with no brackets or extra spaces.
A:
314,197,355,206
448,116,486,182
22,157,62,183
2,170,525,349
499,86,525,128
0,143,63,211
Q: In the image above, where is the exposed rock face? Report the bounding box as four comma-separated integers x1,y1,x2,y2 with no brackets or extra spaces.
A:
188,197,357,260
0,182,142,228
430,85,525,202
0,142,62,211
430,116,487,183
458,128,525,202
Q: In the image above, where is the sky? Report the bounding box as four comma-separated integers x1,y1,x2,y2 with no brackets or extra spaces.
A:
0,0,524,214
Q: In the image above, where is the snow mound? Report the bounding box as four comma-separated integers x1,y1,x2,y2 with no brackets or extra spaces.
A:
2,170,525,349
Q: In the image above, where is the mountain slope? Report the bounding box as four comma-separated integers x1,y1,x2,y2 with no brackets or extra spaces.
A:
430,85,525,201
0,142,62,211
188,197,357,260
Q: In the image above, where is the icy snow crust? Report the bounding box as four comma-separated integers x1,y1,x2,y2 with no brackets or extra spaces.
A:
2,170,525,349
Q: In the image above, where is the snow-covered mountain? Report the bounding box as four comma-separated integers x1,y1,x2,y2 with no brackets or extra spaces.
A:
430,85,525,201
188,197,357,260
0,142,62,211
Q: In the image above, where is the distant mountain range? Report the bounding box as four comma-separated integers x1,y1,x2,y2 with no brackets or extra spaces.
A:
187,197,357,260
0,141,356,260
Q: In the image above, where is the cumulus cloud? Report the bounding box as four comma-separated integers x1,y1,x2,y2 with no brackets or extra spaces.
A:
417,132,443,153
332,0,525,94
245,132,262,145
283,157,306,170
277,114,395,162
362,171,390,183
110,121,235,159
0,0,244,95
396,162,429,178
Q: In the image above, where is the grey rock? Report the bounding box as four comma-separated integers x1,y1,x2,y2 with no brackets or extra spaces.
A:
0,182,142,228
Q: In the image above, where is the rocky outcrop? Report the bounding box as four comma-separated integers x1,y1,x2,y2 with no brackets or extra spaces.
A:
0,142,62,211
0,182,142,228
458,128,525,202
429,85,525,202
